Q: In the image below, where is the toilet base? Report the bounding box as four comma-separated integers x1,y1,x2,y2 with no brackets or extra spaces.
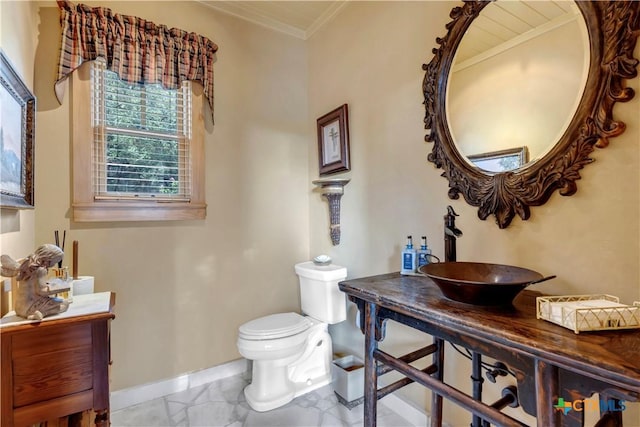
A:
244,371,331,412
293,371,332,399
243,321,333,412
244,382,294,413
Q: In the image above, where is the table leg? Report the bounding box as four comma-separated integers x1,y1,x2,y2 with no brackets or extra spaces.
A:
535,359,561,427
94,409,109,427
596,395,623,427
364,301,378,427
431,337,444,427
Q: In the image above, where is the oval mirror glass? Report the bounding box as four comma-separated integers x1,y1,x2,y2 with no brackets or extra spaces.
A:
446,1,589,173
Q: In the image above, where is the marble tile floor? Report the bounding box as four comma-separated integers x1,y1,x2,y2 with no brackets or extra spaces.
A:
111,373,416,427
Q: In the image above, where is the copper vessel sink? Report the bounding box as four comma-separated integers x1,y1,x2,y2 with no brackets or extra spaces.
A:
418,262,555,306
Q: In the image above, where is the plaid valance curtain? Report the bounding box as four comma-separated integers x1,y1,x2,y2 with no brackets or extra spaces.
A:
54,0,219,120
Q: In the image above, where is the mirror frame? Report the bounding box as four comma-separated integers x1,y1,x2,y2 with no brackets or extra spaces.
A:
423,1,640,228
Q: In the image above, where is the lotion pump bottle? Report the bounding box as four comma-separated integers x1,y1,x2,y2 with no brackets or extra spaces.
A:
401,235,417,275
417,236,432,269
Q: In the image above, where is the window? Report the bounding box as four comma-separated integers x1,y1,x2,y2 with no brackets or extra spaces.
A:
72,62,206,222
93,61,191,201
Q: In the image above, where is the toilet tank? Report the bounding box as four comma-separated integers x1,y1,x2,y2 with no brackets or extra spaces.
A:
294,261,347,324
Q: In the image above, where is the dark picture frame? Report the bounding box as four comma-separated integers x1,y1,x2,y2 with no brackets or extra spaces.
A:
317,104,350,176
0,50,35,209
468,146,528,173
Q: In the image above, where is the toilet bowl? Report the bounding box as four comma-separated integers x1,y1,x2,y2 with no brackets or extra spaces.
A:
237,261,347,412
237,312,332,412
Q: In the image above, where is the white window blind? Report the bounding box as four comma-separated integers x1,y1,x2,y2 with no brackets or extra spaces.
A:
91,60,192,201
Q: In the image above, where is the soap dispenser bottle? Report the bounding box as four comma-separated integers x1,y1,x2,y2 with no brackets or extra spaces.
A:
401,235,417,275
417,236,432,269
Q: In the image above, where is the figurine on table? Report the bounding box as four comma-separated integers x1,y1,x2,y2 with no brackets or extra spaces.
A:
1,244,70,320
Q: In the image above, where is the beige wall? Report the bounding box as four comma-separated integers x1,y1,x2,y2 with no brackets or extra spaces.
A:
3,0,310,390
308,2,639,426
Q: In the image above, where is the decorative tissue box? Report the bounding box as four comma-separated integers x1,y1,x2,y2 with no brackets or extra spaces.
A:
536,294,640,334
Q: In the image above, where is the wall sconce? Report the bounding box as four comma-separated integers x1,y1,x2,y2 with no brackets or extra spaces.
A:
312,178,350,245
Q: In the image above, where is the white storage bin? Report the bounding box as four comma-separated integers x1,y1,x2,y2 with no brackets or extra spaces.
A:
332,355,364,402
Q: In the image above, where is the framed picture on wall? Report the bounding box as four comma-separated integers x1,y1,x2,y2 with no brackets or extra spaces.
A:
317,104,350,176
0,50,35,209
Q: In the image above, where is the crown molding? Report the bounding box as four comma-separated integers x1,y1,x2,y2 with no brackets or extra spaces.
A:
197,1,348,40
305,1,349,39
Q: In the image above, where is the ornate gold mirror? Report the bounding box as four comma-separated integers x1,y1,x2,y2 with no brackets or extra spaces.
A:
423,1,640,228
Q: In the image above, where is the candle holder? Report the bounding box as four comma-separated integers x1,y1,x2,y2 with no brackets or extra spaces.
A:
312,178,350,245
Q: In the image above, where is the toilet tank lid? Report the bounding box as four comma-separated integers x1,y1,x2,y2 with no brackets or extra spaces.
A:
294,261,347,281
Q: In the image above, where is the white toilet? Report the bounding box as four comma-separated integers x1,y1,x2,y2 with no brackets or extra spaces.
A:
237,261,347,412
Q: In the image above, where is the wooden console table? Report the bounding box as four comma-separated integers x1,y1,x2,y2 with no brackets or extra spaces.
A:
1,292,115,427
338,273,639,427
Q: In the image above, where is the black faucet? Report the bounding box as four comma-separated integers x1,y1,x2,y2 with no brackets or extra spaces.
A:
444,205,463,262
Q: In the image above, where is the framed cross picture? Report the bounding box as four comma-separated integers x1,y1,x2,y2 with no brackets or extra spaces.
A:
317,104,350,176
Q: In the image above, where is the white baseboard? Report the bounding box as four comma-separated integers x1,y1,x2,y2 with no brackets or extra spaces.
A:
110,358,249,412
380,393,430,426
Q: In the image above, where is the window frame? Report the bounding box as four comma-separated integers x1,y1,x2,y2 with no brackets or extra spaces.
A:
71,62,206,222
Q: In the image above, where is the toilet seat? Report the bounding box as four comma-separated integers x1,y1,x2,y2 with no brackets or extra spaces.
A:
239,312,311,340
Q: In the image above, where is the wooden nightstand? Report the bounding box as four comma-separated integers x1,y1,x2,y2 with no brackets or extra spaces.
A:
1,292,115,426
